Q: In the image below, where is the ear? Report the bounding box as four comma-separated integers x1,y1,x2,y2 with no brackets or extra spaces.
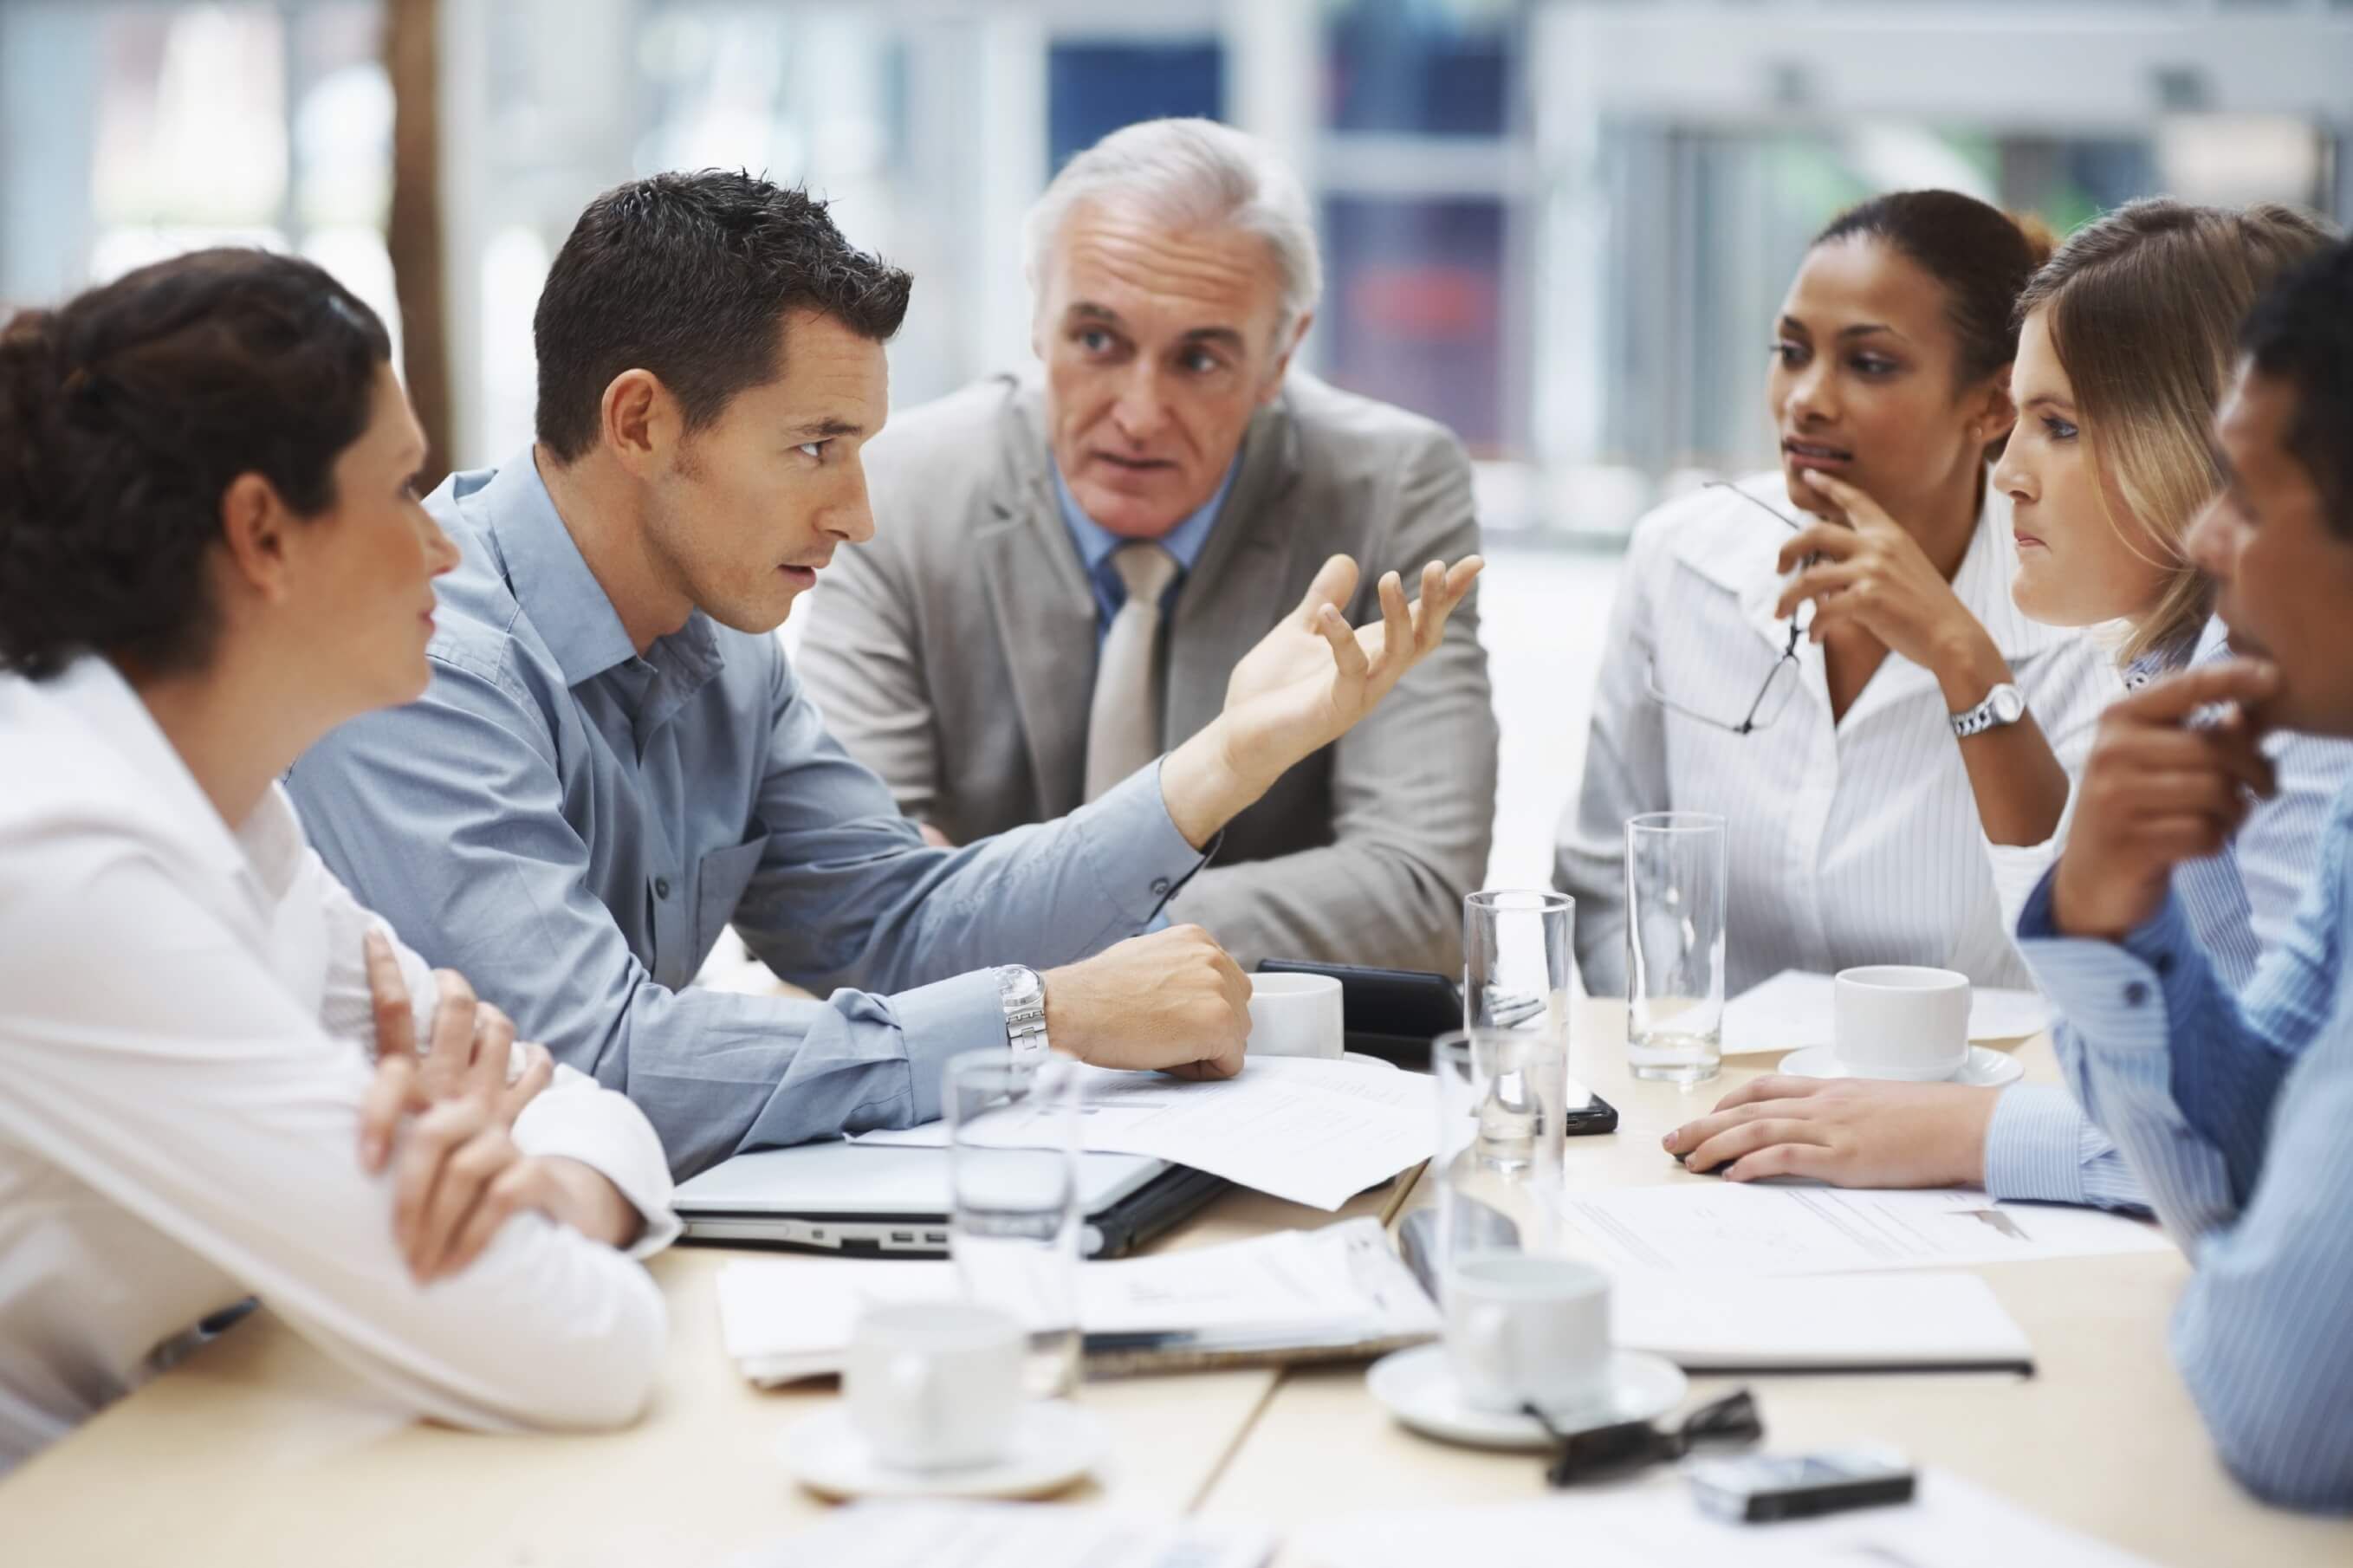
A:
1970,366,2019,447
600,369,676,480
1257,309,1313,408
216,472,298,606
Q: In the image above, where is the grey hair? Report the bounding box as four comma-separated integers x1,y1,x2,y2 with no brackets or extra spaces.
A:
1023,117,1324,338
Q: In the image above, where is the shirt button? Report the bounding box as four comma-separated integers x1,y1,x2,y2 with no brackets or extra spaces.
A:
654,877,672,900
2123,981,2149,1008
1150,877,1172,897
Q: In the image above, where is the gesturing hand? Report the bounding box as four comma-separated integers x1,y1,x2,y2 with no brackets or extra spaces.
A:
1216,554,1482,788
2051,658,2281,940
1775,470,1993,677
356,931,553,1171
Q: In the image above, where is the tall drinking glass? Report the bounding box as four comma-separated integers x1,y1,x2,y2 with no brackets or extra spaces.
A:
1624,812,1728,1083
1430,1029,1569,1280
944,1050,1082,1397
1463,889,1574,1043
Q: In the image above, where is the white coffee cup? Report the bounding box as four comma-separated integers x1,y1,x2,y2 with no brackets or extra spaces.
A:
1247,971,1345,1059
1443,1251,1612,1416
843,1300,1024,1471
1833,964,1971,1080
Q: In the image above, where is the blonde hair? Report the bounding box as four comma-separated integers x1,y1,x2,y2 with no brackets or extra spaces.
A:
2014,198,2337,666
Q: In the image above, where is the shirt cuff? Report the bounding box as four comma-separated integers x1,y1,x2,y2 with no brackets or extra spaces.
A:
1067,760,1217,926
1981,1083,2098,1206
509,1071,683,1260
2016,893,2198,1063
891,968,1011,1126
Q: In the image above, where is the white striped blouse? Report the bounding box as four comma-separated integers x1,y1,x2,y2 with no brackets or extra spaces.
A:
1556,472,2122,998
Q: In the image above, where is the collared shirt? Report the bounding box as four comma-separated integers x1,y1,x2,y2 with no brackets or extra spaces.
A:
0,658,671,1474
2013,783,2353,1510
288,451,1210,1179
1555,471,2122,997
1982,617,2353,1211
1053,455,1239,649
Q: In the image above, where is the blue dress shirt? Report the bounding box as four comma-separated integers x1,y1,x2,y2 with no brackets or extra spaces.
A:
1982,618,2353,1211
288,452,1211,1178
2013,781,2353,1511
1053,457,1239,649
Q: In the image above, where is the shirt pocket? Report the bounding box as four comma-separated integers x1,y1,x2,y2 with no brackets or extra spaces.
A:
694,832,772,962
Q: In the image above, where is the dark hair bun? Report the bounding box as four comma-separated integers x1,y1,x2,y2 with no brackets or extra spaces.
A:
0,249,392,679
2010,211,2060,272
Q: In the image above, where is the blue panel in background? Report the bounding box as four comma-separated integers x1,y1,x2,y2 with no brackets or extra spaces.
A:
1047,42,1225,175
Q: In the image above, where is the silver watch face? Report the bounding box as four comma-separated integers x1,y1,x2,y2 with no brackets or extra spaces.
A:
995,965,1044,1010
1991,685,2026,724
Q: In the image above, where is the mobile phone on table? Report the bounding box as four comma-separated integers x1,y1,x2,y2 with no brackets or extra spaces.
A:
1686,1448,1917,1523
1254,959,1618,1135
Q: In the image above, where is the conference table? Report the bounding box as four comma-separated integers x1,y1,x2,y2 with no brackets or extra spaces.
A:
1,1001,2348,1566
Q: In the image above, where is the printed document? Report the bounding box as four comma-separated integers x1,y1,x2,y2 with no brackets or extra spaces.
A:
852,1056,1431,1211
726,1500,1274,1568
1560,1182,2173,1276
1296,1468,2159,1568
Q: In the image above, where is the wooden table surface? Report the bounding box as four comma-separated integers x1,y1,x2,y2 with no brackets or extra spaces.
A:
3,1002,2347,1566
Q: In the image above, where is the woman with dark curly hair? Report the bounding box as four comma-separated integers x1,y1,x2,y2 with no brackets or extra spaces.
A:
0,249,672,1472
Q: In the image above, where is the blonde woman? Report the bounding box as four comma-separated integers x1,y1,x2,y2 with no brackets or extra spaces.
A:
1666,199,2350,1201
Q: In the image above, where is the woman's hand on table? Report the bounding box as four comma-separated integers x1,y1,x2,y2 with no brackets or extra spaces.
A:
1663,1074,2005,1186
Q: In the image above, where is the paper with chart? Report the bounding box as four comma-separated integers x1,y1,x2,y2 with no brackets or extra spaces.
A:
852,1056,1432,1210
1722,969,2052,1056
714,1216,1438,1383
726,1500,1274,1568
1294,1468,2160,1568
1560,1182,2172,1276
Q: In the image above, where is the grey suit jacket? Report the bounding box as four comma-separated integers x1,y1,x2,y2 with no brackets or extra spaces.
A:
797,371,1498,975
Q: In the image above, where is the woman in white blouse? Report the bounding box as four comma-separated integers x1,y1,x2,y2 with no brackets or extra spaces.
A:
1665,199,2350,1195
1558,191,2119,997
0,249,673,1473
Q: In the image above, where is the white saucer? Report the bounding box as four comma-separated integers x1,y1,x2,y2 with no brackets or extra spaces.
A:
1340,1052,1399,1070
1778,1043,2024,1088
1366,1343,1689,1451
780,1399,1106,1500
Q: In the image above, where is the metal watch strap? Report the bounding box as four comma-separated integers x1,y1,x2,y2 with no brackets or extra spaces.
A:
1951,682,2027,739
993,964,1050,1059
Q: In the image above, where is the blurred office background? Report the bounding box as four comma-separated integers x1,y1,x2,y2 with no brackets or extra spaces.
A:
3,0,2349,881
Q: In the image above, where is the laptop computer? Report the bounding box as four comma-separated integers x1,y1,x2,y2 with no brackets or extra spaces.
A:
671,1141,1230,1260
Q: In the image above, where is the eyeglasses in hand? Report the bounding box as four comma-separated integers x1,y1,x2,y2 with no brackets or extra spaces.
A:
1527,1386,1766,1487
1641,483,1815,736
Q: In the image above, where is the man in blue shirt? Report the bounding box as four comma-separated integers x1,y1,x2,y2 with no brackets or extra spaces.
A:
288,172,1480,1180
2013,239,2353,1511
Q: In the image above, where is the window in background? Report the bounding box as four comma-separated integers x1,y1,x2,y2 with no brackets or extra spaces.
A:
1047,42,1222,174
1322,195,1506,452
84,3,394,353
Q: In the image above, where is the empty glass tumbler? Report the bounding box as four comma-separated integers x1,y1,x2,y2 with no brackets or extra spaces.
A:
1623,812,1728,1083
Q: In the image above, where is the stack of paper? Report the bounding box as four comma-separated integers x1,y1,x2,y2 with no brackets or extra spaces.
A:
723,1500,1274,1568
1722,969,2051,1055
852,1056,1431,1210
1559,1182,2173,1277
1294,1468,2162,1568
714,1216,1441,1385
1611,1271,2034,1373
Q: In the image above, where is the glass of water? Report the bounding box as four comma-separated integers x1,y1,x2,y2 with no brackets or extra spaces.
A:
943,1049,1082,1397
1431,1028,1570,1270
1624,812,1728,1083
1463,889,1574,1042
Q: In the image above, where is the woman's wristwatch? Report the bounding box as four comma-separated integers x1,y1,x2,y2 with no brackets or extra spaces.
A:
993,964,1051,1059
1951,682,2027,739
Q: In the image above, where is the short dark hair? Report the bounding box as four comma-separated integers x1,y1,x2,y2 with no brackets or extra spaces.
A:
0,248,392,680
2239,236,2353,541
1814,190,2057,390
533,171,913,462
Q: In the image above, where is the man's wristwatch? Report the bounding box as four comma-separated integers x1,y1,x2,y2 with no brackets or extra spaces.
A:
993,964,1051,1059
1951,681,2028,739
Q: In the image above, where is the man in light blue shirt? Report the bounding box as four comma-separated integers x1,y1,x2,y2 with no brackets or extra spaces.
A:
2014,241,2353,1511
288,172,1481,1180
